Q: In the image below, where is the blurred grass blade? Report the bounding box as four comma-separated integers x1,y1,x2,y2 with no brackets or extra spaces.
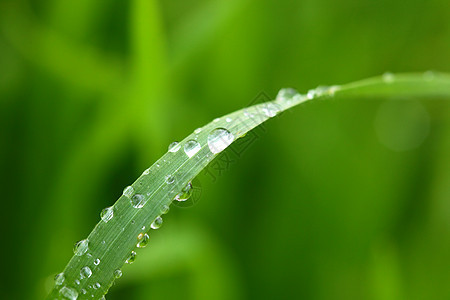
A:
47,72,450,299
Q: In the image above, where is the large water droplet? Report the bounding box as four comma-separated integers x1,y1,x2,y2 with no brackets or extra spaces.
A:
123,186,134,198
137,233,149,248
165,175,175,184
94,258,100,266
54,272,65,285
126,251,136,264
276,88,298,103
130,194,145,208
100,206,114,223
175,182,192,202
151,216,163,229
80,266,92,279
261,103,281,117
207,128,234,154
168,141,181,153
114,269,122,279
73,239,89,256
59,286,78,300
184,140,201,158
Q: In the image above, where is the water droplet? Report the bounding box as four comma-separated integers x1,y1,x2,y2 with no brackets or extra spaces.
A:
141,225,146,230
101,240,105,245
423,71,435,81
207,128,234,154
130,194,145,208
81,289,87,295
123,186,134,198
327,85,341,96
100,296,106,300
54,273,65,285
126,251,136,264
142,168,150,175
194,128,202,134
151,216,163,229
382,72,395,83
137,233,149,248
226,117,232,123
59,286,78,300
94,258,100,266
175,182,192,201
306,89,317,99
161,204,170,214
100,206,114,223
93,282,101,289
165,175,175,184
276,88,298,103
73,239,89,256
184,140,201,158
214,117,220,122
80,266,92,279
114,269,122,279
168,141,181,153
243,109,254,118
261,103,281,117
75,279,80,285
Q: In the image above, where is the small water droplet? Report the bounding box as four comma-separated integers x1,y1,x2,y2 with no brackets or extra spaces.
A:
74,239,89,256
226,117,232,123
80,266,92,279
93,282,101,289
214,117,220,122
59,286,78,300
54,273,65,285
130,194,145,208
81,289,87,295
100,206,114,223
423,71,435,81
382,72,395,83
261,103,281,117
75,279,80,285
101,240,105,245
168,141,181,153
161,204,170,214
165,175,175,184
94,258,100,266
151,216,163,229
207,128,234,154
123,186,134,198
137,233,150,248
327,85,341,96
243,109,254,118
306,89,316,99
184,140,201,158
114,269,122,279
126,251,136,264
142,168,150,175
175,182,192,201
276,88,298,103
141,225,146,230
194,128,202,134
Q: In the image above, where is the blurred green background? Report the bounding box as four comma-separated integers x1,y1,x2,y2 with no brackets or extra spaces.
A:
1,0,450,299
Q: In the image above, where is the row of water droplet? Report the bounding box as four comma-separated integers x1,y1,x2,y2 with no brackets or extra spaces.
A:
53,86,344,299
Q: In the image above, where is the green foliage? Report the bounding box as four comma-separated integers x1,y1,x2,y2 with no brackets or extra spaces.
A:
1,0,450,299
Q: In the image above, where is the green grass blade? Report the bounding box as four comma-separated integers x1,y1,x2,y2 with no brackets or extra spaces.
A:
46,72,450,299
